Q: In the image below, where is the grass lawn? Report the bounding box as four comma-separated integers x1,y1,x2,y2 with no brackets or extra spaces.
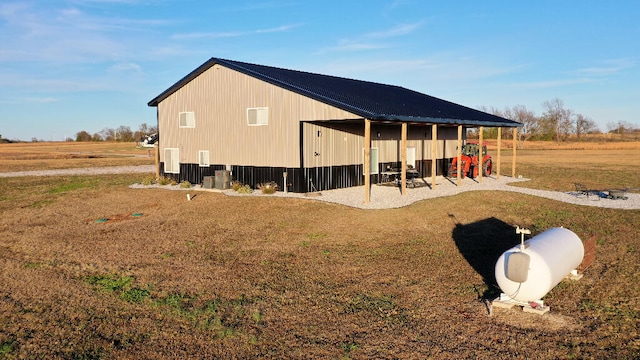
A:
0,142,638,359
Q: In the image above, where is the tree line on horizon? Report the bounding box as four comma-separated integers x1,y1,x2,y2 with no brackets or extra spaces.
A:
2,97,637,144
72,123,158,143
476,98,638,142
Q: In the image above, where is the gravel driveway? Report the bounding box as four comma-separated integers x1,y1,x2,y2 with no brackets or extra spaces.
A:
2,165,637,209
134,173,640,210
0,165,155,178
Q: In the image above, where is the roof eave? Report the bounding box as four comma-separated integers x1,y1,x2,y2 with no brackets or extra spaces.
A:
370,115,523,127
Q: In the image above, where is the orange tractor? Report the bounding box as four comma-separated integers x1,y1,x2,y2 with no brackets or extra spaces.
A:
448,143,492,179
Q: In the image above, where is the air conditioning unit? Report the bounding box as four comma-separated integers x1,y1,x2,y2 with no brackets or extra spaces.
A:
202,176,214,189
215,170,230,190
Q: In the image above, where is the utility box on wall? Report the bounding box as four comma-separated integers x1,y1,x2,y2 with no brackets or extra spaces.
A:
203,176,214,189
215,170,230,190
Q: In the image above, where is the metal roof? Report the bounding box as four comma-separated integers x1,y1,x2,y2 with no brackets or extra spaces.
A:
148,57,522,128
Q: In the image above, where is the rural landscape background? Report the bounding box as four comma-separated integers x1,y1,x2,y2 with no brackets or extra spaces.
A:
0,140,639,359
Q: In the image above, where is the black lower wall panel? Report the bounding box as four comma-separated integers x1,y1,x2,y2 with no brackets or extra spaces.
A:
162,158,455,193
160,163,224,184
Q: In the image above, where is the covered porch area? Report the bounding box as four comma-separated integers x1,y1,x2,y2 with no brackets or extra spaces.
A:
362,119,522,204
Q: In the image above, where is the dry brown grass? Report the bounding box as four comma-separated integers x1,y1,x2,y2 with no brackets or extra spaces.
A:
0,142,154,172
0,142,639,359
495,142,640,192
484,139,640,150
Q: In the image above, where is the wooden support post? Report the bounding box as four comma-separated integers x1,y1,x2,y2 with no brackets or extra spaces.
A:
155,143,160,180
497,127,502,179
478,126,483,183
457,125,462,186
431,124,437,189
512,127,517,178
401,122,407,195
364,119,371,204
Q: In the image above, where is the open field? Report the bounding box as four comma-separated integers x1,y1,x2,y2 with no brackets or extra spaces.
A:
0,142,154,172
498,145,640,192
0,142,639,359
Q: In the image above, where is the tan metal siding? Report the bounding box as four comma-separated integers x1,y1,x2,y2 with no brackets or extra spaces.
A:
372,125,460,161
302,124,463,166
157,64,359,167
302,122,365,166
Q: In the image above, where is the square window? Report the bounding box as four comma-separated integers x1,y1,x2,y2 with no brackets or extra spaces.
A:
179,112,195,128
247,107,268,126
198,150,210,167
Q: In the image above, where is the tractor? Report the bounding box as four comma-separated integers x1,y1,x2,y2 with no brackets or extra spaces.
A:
448,142,492,179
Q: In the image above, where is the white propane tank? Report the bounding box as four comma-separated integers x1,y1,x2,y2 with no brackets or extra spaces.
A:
495,227,584,303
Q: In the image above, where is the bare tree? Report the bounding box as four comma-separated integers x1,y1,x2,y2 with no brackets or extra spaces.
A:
606,121,635,138
99,127,116,141
476,106,504,139
134,123,156,142
116,125,134,142
541,98,573,142
507,105,538,142
560,108,575,141
575,114,599,140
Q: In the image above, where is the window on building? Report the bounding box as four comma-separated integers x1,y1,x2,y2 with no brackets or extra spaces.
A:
198,150,210,167
179,112,195,128
407,147,416,168
247,107,268,126
362,147,379,175
164,148,180,173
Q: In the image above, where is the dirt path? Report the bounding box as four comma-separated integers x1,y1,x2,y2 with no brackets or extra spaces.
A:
0,165,154,177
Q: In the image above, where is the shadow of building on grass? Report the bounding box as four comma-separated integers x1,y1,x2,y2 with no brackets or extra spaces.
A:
450,215,521,300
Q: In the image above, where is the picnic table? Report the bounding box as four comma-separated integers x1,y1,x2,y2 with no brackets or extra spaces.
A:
380,168,420,187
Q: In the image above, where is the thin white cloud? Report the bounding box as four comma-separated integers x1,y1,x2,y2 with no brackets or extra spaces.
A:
220,1,299,12
108,62,143,74
20,97,61,103
256,24,301,33
69,0,162,5
366,22,423,38
55,6,171,32
573,58,635,77
149,45,206,58
0,96,60,104
171,24,300,40
0,1,170,64
316,41,389,54
506,58,636,91
0,73,110,92
513,78,594,90
171,31,243,40
0,49,30,62
318,22,423,55
315,54,526,94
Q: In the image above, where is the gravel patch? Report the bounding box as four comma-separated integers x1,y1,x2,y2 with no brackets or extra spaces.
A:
131,175,640,210
0,165,155,178
3,166,636,209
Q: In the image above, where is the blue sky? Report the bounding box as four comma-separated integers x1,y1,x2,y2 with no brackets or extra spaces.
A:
1,0,638,141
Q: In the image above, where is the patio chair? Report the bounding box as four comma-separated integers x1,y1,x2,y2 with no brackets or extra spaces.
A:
575,183,599,200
